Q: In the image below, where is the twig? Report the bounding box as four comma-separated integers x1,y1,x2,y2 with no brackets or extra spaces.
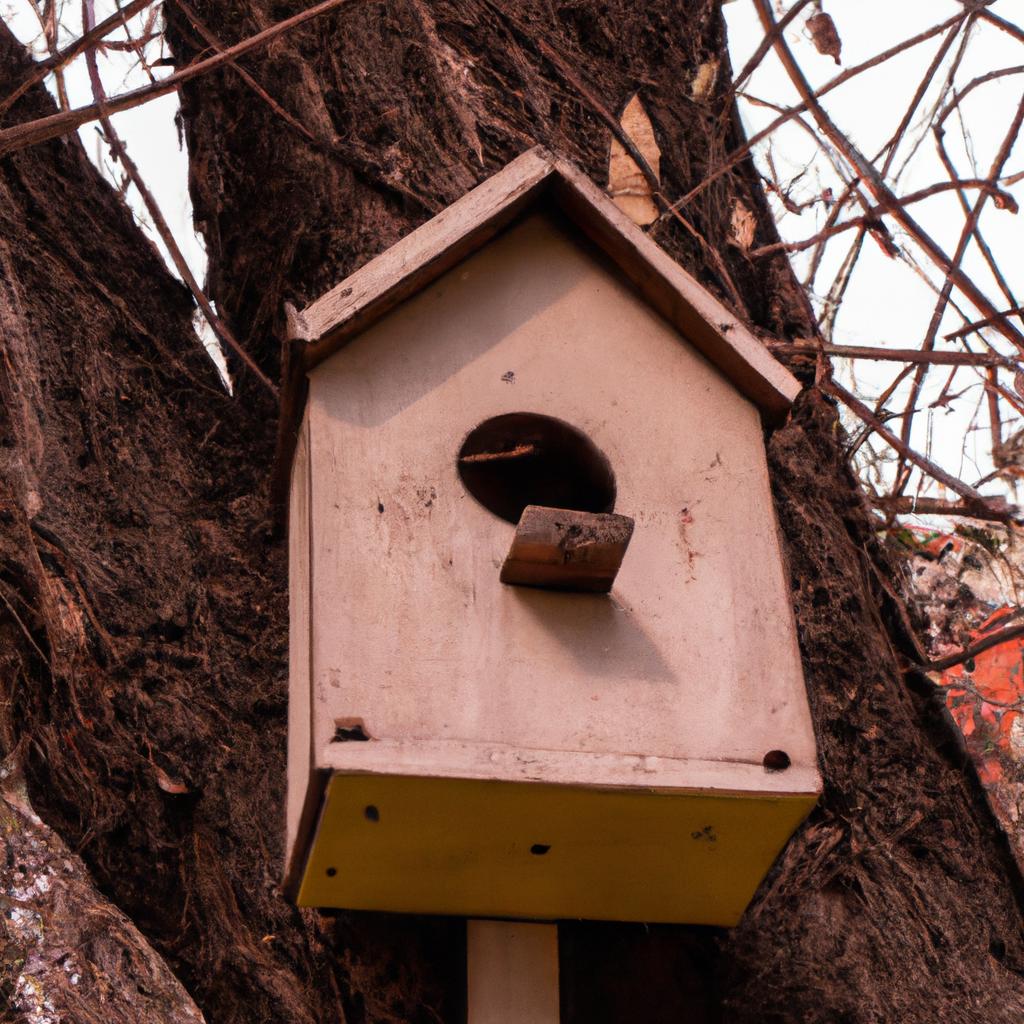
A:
891,91,1024,495
750,0,1024,357
748,177,1018,259
0,0,359,158
916,621,1024,673
0,0,154,116
460,444,536,463
822,378,1001,512
667,11,968,215
936,65,1024,128
719,0,816,117
767,341,1014,368
874,495,1017,524
980,9,1024,45
945,307,1024,341
80,0,277,395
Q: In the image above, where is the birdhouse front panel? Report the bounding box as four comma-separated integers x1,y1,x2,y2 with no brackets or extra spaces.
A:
285,168,819,925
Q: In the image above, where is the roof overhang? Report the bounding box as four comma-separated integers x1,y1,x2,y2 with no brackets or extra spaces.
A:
289,146,801,422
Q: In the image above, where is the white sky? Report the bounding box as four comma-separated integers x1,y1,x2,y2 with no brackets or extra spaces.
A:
3,0,1022,515
724,1,1023,510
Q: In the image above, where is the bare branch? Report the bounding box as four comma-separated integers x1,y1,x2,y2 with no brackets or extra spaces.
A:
0,0,360,158
980,9,1024,45
916,621,1024,673
822,378,1001,513
945,307,1024,341
751,0,1024,356
875,495,1018,525
767,341,1015,368
80,0,276,394
0,0,154,116
749,177,1019,259
669,11,968,214
936,65,1024,128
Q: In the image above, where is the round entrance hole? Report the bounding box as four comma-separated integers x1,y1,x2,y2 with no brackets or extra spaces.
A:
457,413,616,524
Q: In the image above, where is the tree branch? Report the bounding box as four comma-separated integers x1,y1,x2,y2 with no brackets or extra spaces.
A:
916,622,1024,673
0,0,359,158
768,341,1015,368
0,0,154,116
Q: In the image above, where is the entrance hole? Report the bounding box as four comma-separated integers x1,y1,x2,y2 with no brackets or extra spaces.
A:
458,412,616,524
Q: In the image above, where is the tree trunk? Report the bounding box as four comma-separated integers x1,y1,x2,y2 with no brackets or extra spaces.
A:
2,2,1024,1022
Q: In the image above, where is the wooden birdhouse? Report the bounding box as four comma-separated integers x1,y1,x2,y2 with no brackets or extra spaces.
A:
283,147,820,929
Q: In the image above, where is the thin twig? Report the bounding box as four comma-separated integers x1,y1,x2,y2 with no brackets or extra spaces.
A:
945,307,1024,341
0,0,359,158
668,11,968,214
891,91,1024,495
749,176,1018,258
936,64,1024,128
751,0,1024,358
823,378,1002,512
0,0,154,116
767,341,1014,368
916,622,1024,673
80,0,276,394
980,9,1024,45
718,0,816,118
874,495,1016,524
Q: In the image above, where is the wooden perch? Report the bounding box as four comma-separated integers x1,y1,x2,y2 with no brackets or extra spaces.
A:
500,505,635,593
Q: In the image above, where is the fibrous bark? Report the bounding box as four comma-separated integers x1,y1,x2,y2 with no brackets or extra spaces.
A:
2,2,1024,1022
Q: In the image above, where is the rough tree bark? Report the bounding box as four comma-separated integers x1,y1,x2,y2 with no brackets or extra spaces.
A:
2,2,1024,1022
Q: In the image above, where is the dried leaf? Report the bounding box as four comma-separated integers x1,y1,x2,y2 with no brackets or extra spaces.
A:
155,765,190,794
607,94,661,227
992,191,1019,214
807,12,842,65
691,59,719,101
728,199,757,250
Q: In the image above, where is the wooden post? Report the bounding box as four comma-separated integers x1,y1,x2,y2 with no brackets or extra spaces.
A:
467,920,560,1024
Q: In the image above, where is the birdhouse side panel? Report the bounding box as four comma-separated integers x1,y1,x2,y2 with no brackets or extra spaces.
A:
304,212,815,783
285,414,316,886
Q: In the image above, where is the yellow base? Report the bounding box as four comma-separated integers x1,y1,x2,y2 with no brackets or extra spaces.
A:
297,773,815,925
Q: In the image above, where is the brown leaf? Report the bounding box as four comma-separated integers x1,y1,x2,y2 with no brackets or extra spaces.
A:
807,12,842,65
154,765,190,794
728,199,757,250
607,93,661,227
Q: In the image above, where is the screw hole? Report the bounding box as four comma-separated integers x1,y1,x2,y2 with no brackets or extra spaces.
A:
530,843,551,855
763,749,791,771
364,805,380,822
326,867,337,877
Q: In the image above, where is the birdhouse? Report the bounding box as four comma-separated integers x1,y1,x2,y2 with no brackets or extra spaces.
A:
283,147,820,928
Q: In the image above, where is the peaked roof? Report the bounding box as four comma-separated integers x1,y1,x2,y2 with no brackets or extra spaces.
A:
290,147,800,420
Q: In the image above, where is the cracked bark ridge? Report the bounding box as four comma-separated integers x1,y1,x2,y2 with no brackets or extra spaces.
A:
1,751,207,1024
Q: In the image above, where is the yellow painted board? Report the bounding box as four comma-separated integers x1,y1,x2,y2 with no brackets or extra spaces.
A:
297,773,816,925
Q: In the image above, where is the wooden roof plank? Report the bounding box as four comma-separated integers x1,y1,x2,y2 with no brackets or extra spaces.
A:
300,148,556,367
545,156,800,419
296,146,800,420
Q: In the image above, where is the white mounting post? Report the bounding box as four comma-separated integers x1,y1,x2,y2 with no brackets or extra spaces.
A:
467,920,560,1024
